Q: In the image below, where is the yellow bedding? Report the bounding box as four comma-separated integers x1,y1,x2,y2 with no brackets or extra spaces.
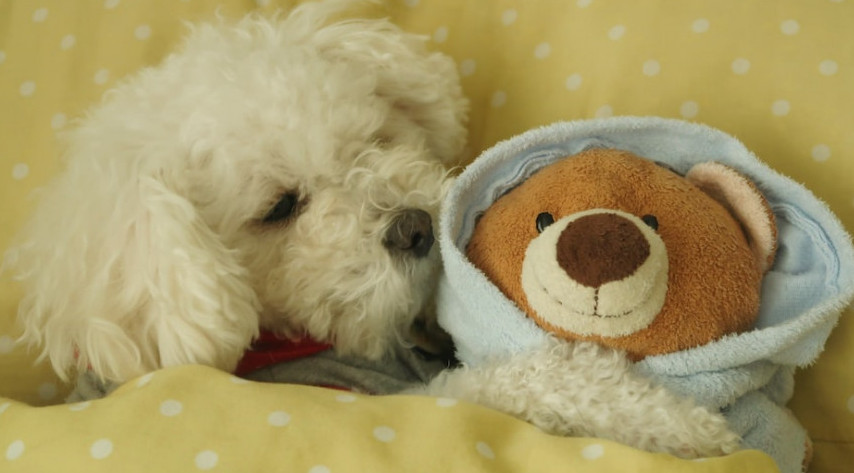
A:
0,365,777,473
1,1,852,471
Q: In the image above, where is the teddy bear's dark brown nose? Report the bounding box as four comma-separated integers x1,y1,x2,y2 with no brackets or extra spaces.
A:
384,208,435,258
556,213,650,287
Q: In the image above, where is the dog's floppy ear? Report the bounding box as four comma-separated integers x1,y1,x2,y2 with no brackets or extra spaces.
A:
299,1,469,164
7,147,260,384
366,27,469,165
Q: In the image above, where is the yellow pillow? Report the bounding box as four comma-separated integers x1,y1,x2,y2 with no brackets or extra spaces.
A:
1,1,851,472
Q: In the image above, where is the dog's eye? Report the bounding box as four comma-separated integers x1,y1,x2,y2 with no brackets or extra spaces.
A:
536,212,555,233
374,134,393,146
641,214,659,231
262,193,299,223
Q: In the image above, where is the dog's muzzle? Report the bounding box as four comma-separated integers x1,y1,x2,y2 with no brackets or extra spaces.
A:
383,208,434,258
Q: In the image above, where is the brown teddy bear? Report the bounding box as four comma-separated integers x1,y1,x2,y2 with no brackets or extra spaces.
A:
430,117,848,472
465,147,777,360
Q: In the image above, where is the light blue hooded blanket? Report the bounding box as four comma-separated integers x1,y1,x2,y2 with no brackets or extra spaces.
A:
436,117,854,473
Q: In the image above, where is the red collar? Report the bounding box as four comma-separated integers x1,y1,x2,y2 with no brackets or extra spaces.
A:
234,330,332,376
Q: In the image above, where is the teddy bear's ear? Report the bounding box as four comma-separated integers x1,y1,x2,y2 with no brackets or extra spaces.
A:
685,162,777,273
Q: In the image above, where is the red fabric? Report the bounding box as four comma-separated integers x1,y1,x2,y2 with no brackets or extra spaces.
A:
234,330,332,376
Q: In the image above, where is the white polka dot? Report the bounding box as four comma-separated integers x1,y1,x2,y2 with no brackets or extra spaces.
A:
32,8,48,23
136,372,154,387
195,450,218,470
475,441,495,459
255,0,271,6
94,69,110,85
608,25,626,40
403,0,419,7
577,0,593,8
373,426,396,443
0,402,10,415
160,399,183,416
501,9,517,25
19,81,36,97
436,397,458,407
135,24,152,40
308,466,330,473
771,99,790,116
432,26,448,43
581,443,605,459
780,19,800,35
0,335,14,353
38,382,57,401
642,59,661,76
0,50,5,65
819,60,838,76
811,144,831,162
565,73,583,91
5,440,24,460
731,58,751,75
459,59,476,77
104,0,120,8
60,34,76,50
51,113,67,130
595,105,613,118
335,393,357,403
847,395,854,413
691,18,710,33
90,439,113,459
534,42,551,59
11,164,29,181
230,376,249,384
491,91,507,108
267,410,291,427
680,101,699,118
69,401,92,411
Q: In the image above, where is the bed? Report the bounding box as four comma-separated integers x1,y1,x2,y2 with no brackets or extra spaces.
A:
1,1,852,471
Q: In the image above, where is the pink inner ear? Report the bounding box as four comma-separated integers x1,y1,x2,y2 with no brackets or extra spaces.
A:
685,162,778,273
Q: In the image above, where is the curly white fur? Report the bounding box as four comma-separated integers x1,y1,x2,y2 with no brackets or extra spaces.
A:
414,338,741,458
5,0,467,385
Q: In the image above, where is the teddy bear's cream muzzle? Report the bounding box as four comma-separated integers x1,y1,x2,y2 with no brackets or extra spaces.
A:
521,209,668,338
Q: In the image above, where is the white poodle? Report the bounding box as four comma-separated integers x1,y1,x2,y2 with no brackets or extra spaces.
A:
7,0,466,388
6,0,736,459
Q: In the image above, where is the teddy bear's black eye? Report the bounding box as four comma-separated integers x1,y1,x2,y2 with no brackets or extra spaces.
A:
536,212,555,233
641,214,659,231
263,193,300,223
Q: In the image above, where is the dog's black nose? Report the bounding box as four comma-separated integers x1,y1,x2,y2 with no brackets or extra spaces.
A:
384,209,435,258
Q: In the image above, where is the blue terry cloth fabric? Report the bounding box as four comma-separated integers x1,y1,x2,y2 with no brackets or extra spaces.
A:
435,116,854,473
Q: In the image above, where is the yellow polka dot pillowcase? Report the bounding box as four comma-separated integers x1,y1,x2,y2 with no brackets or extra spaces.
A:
2,1,854,473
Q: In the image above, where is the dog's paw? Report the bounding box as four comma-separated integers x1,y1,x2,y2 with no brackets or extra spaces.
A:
666,406,741,459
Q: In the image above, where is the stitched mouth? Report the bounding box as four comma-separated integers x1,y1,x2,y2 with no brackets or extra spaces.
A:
541,284,640,319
